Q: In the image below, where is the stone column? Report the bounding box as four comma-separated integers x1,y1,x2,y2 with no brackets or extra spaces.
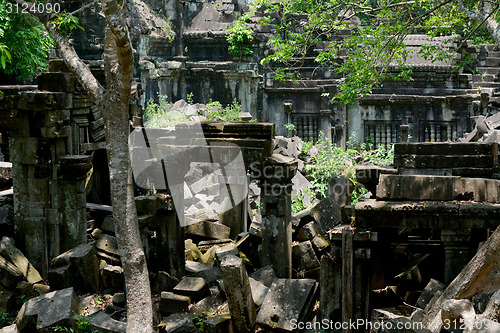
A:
220,254,256,333
441,229,471,284
335,124,345,149
58,155,92,253
260,154,297,278
400,125,409,143
320,109,332,141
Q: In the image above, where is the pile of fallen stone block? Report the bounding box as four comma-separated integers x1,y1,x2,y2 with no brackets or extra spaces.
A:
354,141,500,333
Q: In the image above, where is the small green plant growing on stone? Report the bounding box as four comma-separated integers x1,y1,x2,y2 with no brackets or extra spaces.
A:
144,95,189,128
206,98,242,121
284,123,296,137
53,313,97,333
226,14,254,58
0,312,12,327
52,12,84,34
186,92,194,104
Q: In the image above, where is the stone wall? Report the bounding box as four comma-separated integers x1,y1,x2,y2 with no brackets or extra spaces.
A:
0,61,105,276
62,0,500,143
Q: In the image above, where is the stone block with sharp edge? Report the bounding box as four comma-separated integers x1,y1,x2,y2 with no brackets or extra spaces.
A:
256,279,317,332
173,277,209,300
159,292,191,315
220,254,256,333
16,287,78,333
0,237,42,284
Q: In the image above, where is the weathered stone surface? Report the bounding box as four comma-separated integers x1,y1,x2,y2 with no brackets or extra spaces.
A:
96,234,120,261
0,237,42,284
159,292,191,314
256,279,317,332
173,277,209,299
249,265,277,288
185,221,231,240
0,324,18,333
416,279,445,309
292,240,320,272
249,277,269,307
310,197,342,233
0,255,21,288
191,267,223,284
101,265,125,292
49,243,99,293
88,310,127,333
189,296,214,316
370,308,417,333
203,314,233,333
441,299,476,331
220,254,256,333
153,271,179,293
0,290,15,314
158,313,198,333
479,289,500,321
185,260,210,274
16,287,78,332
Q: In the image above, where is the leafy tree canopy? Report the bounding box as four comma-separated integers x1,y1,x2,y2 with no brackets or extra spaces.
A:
0,0,53,79
252,0,499,105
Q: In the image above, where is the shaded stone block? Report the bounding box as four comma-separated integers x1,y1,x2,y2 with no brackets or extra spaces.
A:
159,292,191,314
152,271,180,293
173,277,209,300
256,279,317,332
88,310,126,333
416,279,445,309
203,314,233,333
189,296,214,316
0,290,15,314
191,267,223,284
0,255,21,289
292,241,320,272
220,255,256,333
310,197,342,233
185,221,231,240
50,243,99,294
101,265,125,292
249,277,269,307
16,287,78,333
158,313,197,332
249,265,277,288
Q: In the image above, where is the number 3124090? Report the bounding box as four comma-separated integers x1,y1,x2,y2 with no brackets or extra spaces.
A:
6,2,61,14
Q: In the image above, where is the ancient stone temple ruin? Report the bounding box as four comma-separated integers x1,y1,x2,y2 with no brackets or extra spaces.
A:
0,1,500,333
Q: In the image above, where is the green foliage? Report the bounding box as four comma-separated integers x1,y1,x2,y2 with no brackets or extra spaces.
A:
186,92,194,104
0,312,12,327
292,133,394,211
0,0,54,79
254,0,496,106
206,98,242,121
284,123,296,137
144,95,189,128
292,187,315,214
52,12,84,34
226,14,254,58
144,95,246,127
301,140,313,155
53,313,96,333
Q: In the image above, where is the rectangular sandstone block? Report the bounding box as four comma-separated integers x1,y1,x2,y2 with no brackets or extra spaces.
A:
394,155,496,169
395,142,498,156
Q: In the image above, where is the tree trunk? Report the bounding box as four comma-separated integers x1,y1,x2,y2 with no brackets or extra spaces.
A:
422,225,500,332
102,0,153,331
9,0,154,331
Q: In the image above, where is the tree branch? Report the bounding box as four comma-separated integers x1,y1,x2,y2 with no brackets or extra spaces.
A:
70,0,99,16
101,0,134,98
7,0,105,106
